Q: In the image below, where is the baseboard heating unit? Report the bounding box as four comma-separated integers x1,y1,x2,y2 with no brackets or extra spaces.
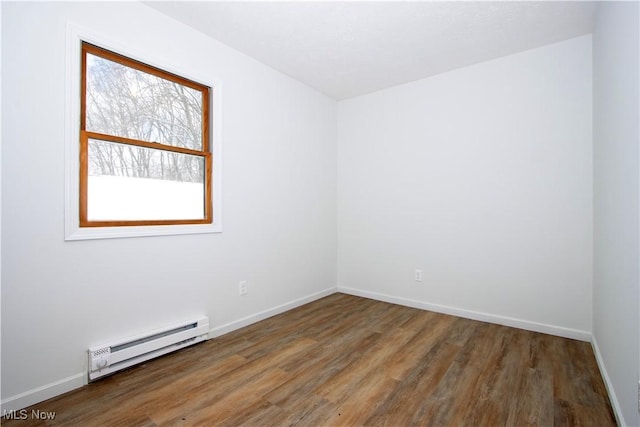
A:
88,317,209,381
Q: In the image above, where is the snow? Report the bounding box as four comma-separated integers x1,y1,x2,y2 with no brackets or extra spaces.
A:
87,175,205,221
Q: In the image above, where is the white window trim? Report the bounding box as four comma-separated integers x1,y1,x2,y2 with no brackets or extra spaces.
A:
65,23,223,240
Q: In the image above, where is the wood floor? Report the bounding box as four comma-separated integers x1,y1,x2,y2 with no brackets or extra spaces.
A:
3,293,615,427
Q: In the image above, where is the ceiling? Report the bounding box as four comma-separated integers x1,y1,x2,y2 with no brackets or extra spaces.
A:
146,1,597,100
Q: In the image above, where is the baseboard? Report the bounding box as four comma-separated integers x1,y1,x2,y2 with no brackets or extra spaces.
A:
1,286,338,413
209,286,338,338
338,286,591,341
591,336,626,426
2,286,592,414
0,373,87,414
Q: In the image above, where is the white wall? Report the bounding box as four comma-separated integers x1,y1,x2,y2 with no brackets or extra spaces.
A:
592,2,640,426
337,36,593,338
1,1,336,408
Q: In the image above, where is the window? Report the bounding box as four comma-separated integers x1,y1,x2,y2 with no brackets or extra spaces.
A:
80,42,212,227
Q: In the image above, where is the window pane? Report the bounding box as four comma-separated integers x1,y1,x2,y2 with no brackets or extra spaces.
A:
87,139,205,221
85,52,203,151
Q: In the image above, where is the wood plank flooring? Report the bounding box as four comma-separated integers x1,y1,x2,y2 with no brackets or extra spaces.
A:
2,293,616,426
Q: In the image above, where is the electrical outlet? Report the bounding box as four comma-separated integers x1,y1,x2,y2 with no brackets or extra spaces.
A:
415,269,423,282
239,281,247,295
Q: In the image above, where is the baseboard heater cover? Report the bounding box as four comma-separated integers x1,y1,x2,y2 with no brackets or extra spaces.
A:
88,317,209,381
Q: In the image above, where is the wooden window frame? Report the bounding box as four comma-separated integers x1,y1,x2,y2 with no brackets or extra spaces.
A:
80,42,212,227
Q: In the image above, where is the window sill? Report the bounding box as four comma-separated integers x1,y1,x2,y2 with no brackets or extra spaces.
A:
65,222,222,241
